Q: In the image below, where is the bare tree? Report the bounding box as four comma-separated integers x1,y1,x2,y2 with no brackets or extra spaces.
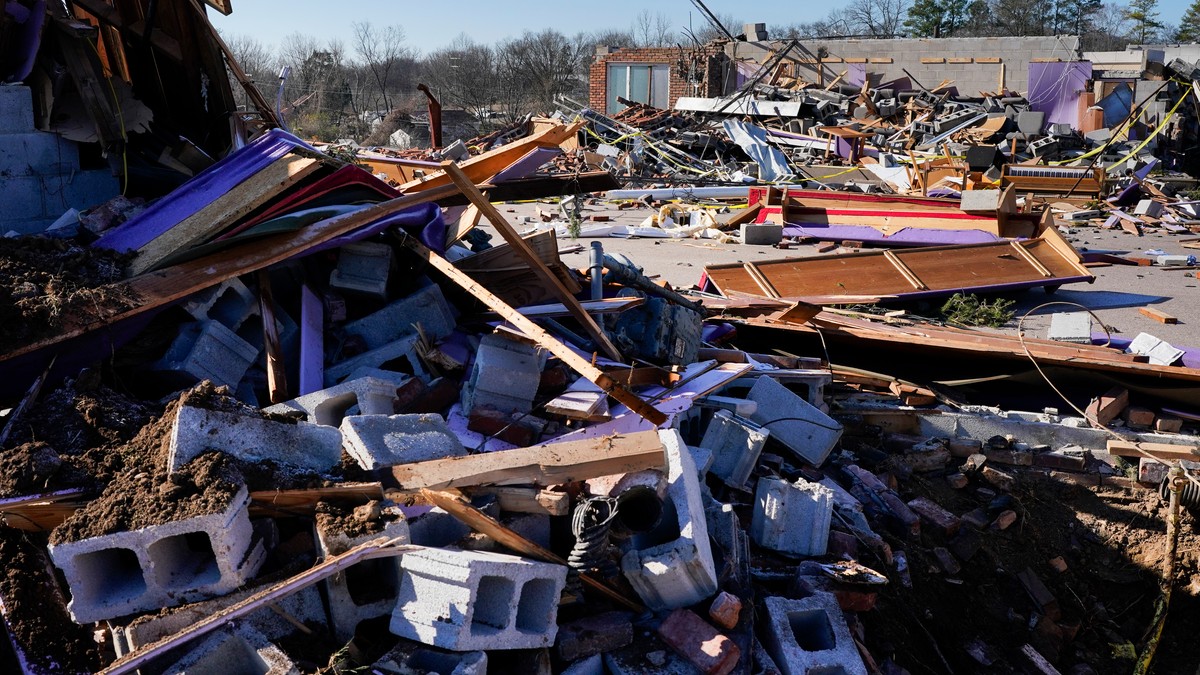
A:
845,0,911,37
353,22,410,113
633,10,674,47
221,33,274,110
422,34,499,121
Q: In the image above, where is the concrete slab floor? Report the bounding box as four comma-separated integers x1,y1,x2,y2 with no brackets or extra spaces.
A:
480,200,1200,350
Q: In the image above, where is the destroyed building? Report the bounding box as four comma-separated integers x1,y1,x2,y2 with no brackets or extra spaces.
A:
1,2,1200,675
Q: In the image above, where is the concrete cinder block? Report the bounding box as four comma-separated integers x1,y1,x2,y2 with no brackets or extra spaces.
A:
181,277,260,330
0,131,79,176
761,593,868,675
161,624,299,675
741,222,784,245
0,85,35,133
373,639,487,675
390,548,567,651
316,506,411,642
620,430,719,611
461,333,545,416
343,283,457,349
42,167,119,216
747,376,843,466
153,320,259,390
340,413,466,470
167,405,344,474
959,189,1000,214
330,241,393,299
325,333,431,387
751,477,833,557
1047,312,1092,344
266,376,408,426
701,410,769,489
49,485,265,624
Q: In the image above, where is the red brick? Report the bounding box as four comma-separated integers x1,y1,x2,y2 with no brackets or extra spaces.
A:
708,591,742,630
656,609,740,675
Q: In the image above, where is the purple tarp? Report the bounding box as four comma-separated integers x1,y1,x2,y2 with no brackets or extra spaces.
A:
1027,61,1091,129
1092,334,1200,369
781,224,1004,247
93,129,317,252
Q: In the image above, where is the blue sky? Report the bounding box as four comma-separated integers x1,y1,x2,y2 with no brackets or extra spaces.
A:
211,0,1196,54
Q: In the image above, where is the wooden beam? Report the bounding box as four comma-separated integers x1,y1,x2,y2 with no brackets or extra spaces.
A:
131,155,321,274
1106,439,1200,462
445,199,483,249
187,0,280,128
397,234,666,425
442,162,623,362
389,430,666,490
248,484,385,517
466,487,570,516
1139,307,1178,324
257,271,289,403
421,488,644,612
400,122,583,194
100,537,417,674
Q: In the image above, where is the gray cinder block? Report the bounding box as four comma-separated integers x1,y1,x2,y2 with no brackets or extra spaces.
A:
747,376,843,466
180,278,260,331
761,593,867,675
265,376,407,426
330,241,393,299
390,548,567,651
167,405,344,474
751,477,833,557
325,333,431,387
49,486,264,624
0,85,35,133
343,284,457,349
461,333,545,416
1047,312,1092,344
161,624,299,675
740,223,784,245
373,640,487,675
317,506,411,642
620,430,719,611
153,320,259,390
701,410,769,489
340,413,466,470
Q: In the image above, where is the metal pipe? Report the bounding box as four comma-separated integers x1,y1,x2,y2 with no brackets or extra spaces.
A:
602,253,705,314
590,241,605,301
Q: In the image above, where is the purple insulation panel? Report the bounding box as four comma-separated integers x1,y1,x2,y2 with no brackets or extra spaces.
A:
1027,61,1091,128
846,63,867,88
781,224,1004,247
92,129,317,253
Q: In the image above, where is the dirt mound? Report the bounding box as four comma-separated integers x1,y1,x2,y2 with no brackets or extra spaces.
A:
0,236,138,351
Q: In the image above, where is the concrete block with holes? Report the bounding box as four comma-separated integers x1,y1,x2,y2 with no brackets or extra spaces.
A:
761,593,867,675
701,410,769,489
340,413,466,470
152,320,259,390
167,404,343,474
372,639,487,675
265,376,407,426
161,624,299,675
325,333,431,387
461,333,545,415
329,241,393,299
389,548,567,651
747,376,843,466
343,283,457,349
316,508,411,642
751,477,833,557
180,277,260,331
620,429,719,611
48,485,265,624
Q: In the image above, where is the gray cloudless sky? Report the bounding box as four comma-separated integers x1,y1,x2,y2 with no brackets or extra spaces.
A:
211,0,1195,55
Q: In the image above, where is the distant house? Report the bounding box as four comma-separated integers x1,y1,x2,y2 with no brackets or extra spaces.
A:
384,109,480,150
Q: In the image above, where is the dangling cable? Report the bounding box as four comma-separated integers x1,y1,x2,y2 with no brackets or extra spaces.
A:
566,495,621,594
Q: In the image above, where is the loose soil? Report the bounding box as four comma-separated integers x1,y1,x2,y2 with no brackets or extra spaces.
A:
0,236,138,351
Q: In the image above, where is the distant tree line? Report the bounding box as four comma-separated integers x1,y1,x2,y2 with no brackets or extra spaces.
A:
220,1,1193,143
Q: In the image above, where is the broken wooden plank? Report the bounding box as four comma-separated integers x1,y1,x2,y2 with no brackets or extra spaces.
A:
466,487,570,516
544,377,610,421
1106,439,1200,462
257,271,289,403
443,161,623,361
0,490,89,532
131,155,322,274
1085,386,1129,426
248,483,385,517
445,199,483,248
100,537,418,674
420,488,643,612
389,430,666,490
397,233,666,425
1139,307,1179,324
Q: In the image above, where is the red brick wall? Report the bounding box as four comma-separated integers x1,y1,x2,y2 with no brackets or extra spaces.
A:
588,45,727,113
